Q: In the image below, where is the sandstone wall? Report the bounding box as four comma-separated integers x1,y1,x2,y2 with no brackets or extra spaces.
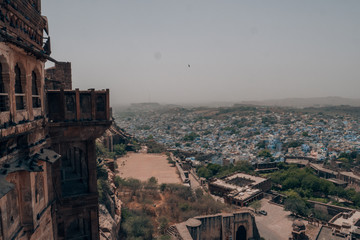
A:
172,210,261,240
45,62,72,90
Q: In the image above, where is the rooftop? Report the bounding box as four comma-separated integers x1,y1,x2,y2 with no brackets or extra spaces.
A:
211,173,267,201
327,178,347,185
332,211,360,235
225,173,268,186
316,226,345,240
339,171,360,181
310,163,337,175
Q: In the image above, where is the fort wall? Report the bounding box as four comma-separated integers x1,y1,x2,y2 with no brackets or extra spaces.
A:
170,210,261,240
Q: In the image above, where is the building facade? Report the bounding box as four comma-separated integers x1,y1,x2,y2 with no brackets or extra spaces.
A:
167,210,261,240
0,1,111,239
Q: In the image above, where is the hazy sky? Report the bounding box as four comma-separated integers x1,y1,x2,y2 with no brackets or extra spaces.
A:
42,1,360,105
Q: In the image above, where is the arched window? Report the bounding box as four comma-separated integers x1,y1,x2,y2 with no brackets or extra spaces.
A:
15,64,25,110
32,71,41,108
0,63,9,112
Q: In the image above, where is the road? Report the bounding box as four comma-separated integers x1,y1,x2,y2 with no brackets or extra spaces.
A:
189,171,200,189
255,199,295,240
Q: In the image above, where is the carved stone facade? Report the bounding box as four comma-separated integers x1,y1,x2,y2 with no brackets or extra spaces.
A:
168,210,261,240
0,1,111,239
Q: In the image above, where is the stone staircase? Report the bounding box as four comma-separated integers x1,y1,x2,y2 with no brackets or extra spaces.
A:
166,225,183,240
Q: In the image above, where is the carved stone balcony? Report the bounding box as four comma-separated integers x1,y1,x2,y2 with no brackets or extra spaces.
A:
0,0,47,51
47,89,110,123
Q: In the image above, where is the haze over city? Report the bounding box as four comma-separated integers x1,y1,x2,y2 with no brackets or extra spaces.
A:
2,0,360,239
43,0,360,105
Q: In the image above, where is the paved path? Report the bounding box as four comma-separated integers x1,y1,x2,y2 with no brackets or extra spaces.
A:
189,172,200,189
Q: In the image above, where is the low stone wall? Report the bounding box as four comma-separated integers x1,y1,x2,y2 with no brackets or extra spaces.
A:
307,200,353,217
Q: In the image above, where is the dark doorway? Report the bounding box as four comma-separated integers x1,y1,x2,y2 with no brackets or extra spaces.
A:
236,225,247,240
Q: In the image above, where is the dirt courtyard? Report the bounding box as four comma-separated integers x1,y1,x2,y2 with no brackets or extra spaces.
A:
255,199,319,240
117,152,181,184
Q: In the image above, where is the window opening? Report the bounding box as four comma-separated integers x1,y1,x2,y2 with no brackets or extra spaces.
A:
32,71,41,108
15,64,25,110
0,63,9,112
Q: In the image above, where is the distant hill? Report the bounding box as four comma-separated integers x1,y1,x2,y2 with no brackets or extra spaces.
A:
241,97,360,108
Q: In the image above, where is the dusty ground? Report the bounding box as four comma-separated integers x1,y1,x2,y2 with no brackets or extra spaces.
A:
117,152,181,184
255,199,298,240
255,199,319,240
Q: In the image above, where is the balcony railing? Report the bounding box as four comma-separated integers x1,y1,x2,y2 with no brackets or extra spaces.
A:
47,89,110,123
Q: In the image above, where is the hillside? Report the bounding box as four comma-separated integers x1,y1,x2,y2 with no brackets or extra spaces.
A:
241,96,360,108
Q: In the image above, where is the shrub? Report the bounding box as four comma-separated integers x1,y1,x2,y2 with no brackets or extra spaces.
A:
145,177,158,190
146,140,167,153
183,132,199,141
98,179,112,213
160,183,167,192
120,208,154,240
114,176,125,188
114,143,127,156
158,217,169,234
96,142,116,158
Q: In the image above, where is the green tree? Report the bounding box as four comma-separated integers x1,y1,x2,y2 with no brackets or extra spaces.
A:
302,131,309,137
145,177,158,190
96,142,115,158
160,183,167,192
288,140,304,148
284,196,309,216
114,176,125,188
258,149,272,158
114,143,127,156
283,177,300,189
207,163,222,176
122,214,153,239
249,200,262,212
233,161,255,173
256,140,266,149
146,140,167,153
197,167,213,179
183,132,199,141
